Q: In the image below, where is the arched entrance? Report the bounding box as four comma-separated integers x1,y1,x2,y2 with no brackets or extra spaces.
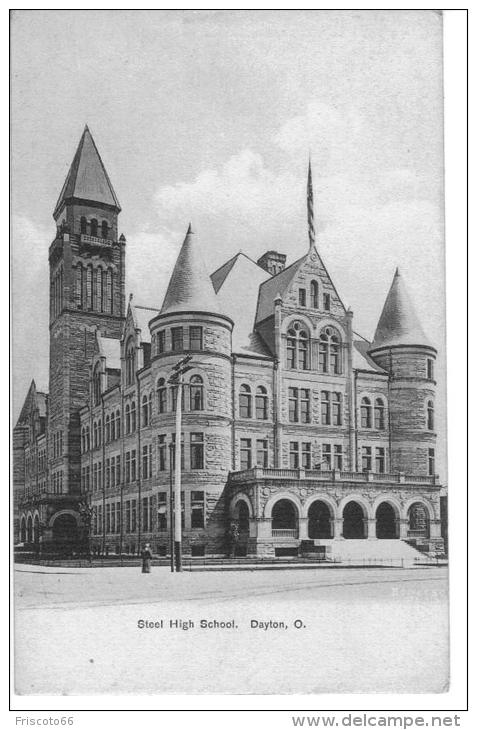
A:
33,514,40,544
52,513,79,550
26,515,33,544
20,517,26,543
376,502,398,539
408,502,430,539
343,501,366,539
271,499,298,537
308,501,332,539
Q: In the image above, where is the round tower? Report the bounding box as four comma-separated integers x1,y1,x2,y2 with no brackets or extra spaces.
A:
368,269,437,477
149,225,234,555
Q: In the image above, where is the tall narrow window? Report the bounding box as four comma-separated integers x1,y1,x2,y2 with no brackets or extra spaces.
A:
289,441,300,468
256,439,269,468
191,491,205,529
240,439,252,470
322,444,332,469
142,394,150,426
131,401,136,432
107,269,113,314
323,292,331,311
361,446,372,472
239,384,252,418
80,216,87,234
189,326,203,351
157,331,165,354
427,358,434,380
289,388,299,423
301,442,311,470
332,392,342,426
96,268,103,312
131,450,136,481
375,447,385,473
157,492,167,530
90,218,98,237
310,280,319,309
102,270,108,312
360,397,372,428
321,391,331,425
157,435,166,472
334,444,343,470
157,378,167,413
428,448,435,476
171,327,183,351
427,400,434,430
76,266,83,309
190,375,204,411
125,403,131,434
126,340,135,385
101,220,108,239
287,323,309,370
190,433,204,470
86,266,92,310
255,386,268,420
300,389,310,423
375,398,385,430
115,410,121,438
298,288,306,307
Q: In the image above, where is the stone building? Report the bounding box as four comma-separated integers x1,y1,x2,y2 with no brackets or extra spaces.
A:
14,127,444,559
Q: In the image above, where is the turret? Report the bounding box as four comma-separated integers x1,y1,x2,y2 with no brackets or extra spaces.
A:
369,269,437,476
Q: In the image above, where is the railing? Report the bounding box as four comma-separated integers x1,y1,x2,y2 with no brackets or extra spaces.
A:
80,234,113,247
271,529,299,538
228,468,438,486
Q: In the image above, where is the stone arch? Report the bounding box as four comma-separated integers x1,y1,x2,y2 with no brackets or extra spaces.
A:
371,495,402,520
303,493,338,517
271,499,299,533
307,499,334,539
26,513,33,543
338,494,371,520
281,312,315,334
48,509,81,529
33,512,40,544
230,492,254,520
403,496,436,521
405,500,432,538
316,318,347,340
375,501,399,539
264,491,303,519
19,515,26,543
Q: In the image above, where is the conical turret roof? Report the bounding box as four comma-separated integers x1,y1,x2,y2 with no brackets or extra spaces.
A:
370,268,433,351
160,225,221,316
53,126,121,218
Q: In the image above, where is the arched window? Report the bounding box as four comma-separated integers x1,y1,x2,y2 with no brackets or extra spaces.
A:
80,216,87,234
319,326,341,374
90,218,98,237
142,394,150,426
239,384,252,418
85,425,90,451
81,426,86,454
115,409,121,438
255,386,268,420
126,339,135,385
101,220,108,239
96,268,103,312
97,419,102,447
86,266,92,310
427,400,434,430
93,364,102,406
310,280,319,309
76,266,83,309
375,398,385,430
102,270,108,312
190,375,204,411
93,421,98,449
105,414,110,443
157,378,167,414
106,269,113,314
125,403,131,434
131,401,136,432
286,323,310,370
360,397,372,428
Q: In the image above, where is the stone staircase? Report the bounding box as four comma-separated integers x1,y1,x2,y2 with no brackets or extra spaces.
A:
318,539,433,566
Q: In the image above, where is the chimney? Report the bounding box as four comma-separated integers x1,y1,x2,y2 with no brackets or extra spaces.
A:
257,250,287,276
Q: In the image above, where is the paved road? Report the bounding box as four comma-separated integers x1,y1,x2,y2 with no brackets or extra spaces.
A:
14,565,448,695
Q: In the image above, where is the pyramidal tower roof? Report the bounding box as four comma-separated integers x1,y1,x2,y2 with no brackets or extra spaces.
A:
370,268,433,351
160,225,221,316
53,126,121,218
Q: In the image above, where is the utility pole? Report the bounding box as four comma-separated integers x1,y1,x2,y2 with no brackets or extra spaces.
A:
168,355,193,572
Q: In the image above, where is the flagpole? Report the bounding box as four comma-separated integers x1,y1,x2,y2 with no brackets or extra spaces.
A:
307,158,315,250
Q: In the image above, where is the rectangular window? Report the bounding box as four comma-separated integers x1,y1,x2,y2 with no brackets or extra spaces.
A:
142,497,149,533
116,502,121,533
323,293,331,311
125,501,131,533
428,448,435,476
115,455,121,486
131,450,136,481
142,445,148,479
321,391,330,425
288,387,299,422
189,326,203,351
157,492,167,530
298,288,306,307
190,433,204,470
158,435,166,472
98,505,102,535
171,327,183,352
158,330,165,354
131,499,137,532
106,503,111,534
375,447,385,473
300,389,310,424
289,441,299,469
256,439,269,468
427,358,434,380
301,442,311,470
111,502,116,534
332,393,342,426
361,446,372,472
322,443,332,469
191,491,205,529
125,452,130,484
334,444,343,471
240,439,252,470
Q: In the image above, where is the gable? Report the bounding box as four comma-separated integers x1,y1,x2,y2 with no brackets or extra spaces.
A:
279,247,347,317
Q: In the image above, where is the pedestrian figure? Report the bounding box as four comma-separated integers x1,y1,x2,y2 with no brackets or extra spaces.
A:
141,543,152,573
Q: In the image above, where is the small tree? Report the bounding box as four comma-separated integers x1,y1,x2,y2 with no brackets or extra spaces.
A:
78,501,96,561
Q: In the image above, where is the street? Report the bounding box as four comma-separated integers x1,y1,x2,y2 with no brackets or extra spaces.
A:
14,565,448,695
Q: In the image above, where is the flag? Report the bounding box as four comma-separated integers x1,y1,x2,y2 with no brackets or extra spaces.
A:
307,159,315,249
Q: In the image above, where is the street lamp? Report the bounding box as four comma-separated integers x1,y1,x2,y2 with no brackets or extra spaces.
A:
168,354,194,572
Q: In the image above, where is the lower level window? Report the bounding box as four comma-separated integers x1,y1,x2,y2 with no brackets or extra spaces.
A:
375,447,385,473
240,439,252,470
361,446,372,472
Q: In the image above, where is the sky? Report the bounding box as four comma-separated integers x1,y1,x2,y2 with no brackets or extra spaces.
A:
11,9,446,476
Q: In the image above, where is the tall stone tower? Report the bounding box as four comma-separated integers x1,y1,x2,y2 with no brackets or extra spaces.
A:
49,126,126,497
368,269,437,476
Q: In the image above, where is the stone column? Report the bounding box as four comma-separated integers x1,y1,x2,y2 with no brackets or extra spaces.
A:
298,517,308,540
429,519,442,539
256,518,272,539
333,517,343,539
367,518,376,539
399,519,408,539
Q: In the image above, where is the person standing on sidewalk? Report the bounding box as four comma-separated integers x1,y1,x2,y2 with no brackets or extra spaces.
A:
141,543,153,573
